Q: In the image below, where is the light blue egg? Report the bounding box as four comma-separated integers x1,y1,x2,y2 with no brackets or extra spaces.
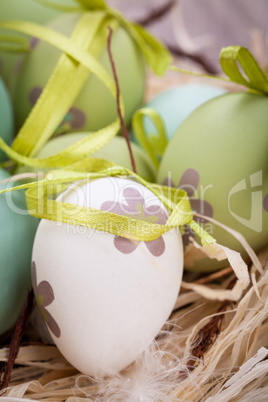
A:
0,76,14,161
133,84,226,148
0,168,39,336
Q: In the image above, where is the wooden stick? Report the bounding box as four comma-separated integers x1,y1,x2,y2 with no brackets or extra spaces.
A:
0,289,34,391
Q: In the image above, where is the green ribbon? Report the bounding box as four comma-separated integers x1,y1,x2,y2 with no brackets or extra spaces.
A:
219,46,268,95
132,46,268,169
0,34,29,53
132,108,168,168
171,46,268,96
32,0,172,75
0,162,215,246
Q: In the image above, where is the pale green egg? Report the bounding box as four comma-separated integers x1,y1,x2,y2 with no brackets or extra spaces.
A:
0,76,13,160
0,0,66,88
158,92,268,271
12,12,145,137
0,167,39,336
18,133,157,182
133,84,226,146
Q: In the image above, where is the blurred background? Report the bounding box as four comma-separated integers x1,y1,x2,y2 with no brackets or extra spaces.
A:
1,0,268,99
110,0,268,97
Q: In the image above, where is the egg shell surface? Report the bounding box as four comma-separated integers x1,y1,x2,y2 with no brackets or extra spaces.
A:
32,177,183,376
0,0,66,88
31,134,156,182
0,168,39,335
12,12,145,135
158,92,268,271
133,84,226,145
0,76,13,161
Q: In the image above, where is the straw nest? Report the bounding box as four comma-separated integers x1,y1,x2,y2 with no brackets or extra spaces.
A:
0,57,267,402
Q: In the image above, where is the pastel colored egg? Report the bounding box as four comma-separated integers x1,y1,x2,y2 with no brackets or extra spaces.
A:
32,176,183,376
0,168,39,336
0,0,66,88
12,12,145,136
158,92,268,271
16,134,157,182
0,76,13,160
132,84,226,151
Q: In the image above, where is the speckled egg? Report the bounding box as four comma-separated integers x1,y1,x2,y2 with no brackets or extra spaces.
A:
32,176,183,376
12,12,145,135
0,168,39,336
158,92,268,271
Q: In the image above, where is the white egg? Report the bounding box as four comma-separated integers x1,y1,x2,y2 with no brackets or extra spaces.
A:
32,177,183,377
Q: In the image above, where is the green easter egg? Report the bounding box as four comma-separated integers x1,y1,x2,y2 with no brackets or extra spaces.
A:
132,84,226,148
12,12,145,136
0,168,39,335
0,76,13,161
0,0,66,88
34,133,156,182
158,92,268,271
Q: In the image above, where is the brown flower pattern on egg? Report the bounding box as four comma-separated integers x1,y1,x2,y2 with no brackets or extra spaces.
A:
29,37,40,50
101,187,168,257
32,262,61,338
29,86,86,135
163,168,213,245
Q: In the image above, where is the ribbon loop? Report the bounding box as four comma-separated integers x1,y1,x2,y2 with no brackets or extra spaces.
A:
132,108,168,169
171,46,268,96
219,46,268,94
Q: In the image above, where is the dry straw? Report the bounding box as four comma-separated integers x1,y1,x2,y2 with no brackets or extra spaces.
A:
0,62,268,402
0,239,267,401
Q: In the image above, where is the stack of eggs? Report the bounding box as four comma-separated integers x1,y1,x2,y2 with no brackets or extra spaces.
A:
0,0,267,380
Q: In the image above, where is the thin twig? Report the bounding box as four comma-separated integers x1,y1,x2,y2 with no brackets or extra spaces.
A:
136,0,177,26
0,289,34,391
168,45,218,74
107,26,137,174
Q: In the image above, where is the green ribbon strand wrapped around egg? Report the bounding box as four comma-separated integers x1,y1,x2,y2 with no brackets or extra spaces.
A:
0,1,266,254
0,164,214,246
